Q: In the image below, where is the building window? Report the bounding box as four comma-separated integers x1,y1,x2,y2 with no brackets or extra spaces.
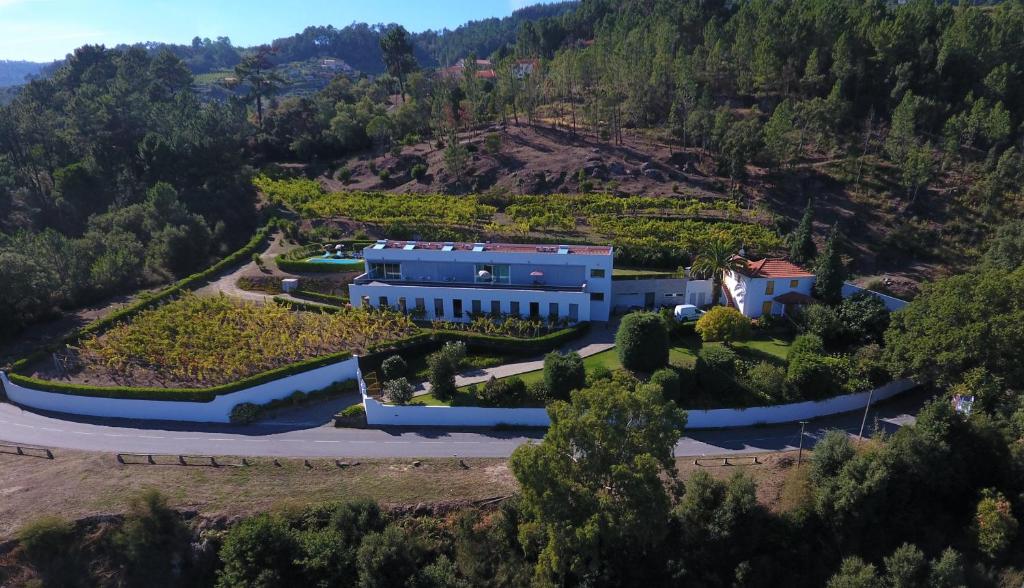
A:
761,301,773,315
569,303,579,321
529,301,540,318
590,292,604,301
415,298,426,311
490,300,501,315
378,296,389,308
475,264,510,284
510,301,520,316
790,279,799,288
590,268,606,278
548,302,559,318
471,300,482,315
369,262,401,280
453,299,463,318
398,297,407,313
765,280,775,295
434,298,444,318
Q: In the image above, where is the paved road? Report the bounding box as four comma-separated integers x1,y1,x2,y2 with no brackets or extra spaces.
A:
0,388,928,459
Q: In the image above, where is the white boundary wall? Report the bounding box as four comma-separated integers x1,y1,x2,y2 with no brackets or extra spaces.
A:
363,378,916,429
0,356,359,423
842,282,908,312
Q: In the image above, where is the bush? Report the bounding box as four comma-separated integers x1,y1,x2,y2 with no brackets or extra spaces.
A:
411,163,428,181
543,351,586,401
837,292,890,344
383,377,414,405
484,133,502,154
587,364,613,385
218,514,302,587
251,252,263,267
526,380,549,404
785,334,836,399
115,490,190,588
695,306,751,344
696,346,739,396
381,355,407,381
230,402,260,424
378,169,391,182
356,525,424,588
810,430,855,486
616,311,670,372
803,304,843,346
340,403,366,418
477,376,528,407
741,361,787,401
337,167,352,183
649,368,681,401
18,516,78,583
426,341,465,401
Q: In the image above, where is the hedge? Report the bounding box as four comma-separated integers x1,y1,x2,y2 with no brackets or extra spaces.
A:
7,350,353,402
292,289,348,306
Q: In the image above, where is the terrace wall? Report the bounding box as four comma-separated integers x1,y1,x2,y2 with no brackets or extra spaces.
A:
0,356,359,423
363,378,916,429
841,282,909,311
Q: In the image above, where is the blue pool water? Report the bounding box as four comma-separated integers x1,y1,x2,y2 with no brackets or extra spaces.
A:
306,256,364,266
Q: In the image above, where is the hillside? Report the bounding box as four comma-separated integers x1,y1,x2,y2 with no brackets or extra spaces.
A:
0,60,45,87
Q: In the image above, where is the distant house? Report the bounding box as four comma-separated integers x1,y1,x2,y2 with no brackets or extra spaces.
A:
437,58,497,80
723,257,816,318
512,58,540,79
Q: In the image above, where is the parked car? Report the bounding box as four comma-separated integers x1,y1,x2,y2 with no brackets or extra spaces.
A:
673,304,705,321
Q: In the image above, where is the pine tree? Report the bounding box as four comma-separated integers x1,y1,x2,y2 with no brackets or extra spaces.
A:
790,199,816,265
764,99,797,170
814,224,845,304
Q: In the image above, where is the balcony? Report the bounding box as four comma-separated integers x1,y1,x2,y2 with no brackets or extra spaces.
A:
352,273,587,293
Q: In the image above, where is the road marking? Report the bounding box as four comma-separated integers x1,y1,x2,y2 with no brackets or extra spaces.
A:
13,423,33,428
313,440,340,444
383,441,409,444
39,427,62,432
70,431,95,436
207,438,235,442
103,433,126,437
137,435,165,439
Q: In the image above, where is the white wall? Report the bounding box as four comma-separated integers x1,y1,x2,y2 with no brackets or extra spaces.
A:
612,277,688,311
724,272,815,318
684,278,714,307
842,282,908,311
1,356,359,423
363,378,916,429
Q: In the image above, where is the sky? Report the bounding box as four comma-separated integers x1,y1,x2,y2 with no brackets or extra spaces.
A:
0,0,551,62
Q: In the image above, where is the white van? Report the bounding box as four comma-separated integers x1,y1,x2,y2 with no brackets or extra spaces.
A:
673,304,704,321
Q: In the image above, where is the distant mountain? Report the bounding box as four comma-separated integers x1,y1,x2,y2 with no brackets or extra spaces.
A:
0,60,46,87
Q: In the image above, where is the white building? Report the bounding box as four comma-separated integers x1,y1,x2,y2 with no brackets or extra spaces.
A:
349,240,613,322
723,257,816,318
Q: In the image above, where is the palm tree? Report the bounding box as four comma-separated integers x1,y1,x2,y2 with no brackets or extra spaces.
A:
690,240,747,308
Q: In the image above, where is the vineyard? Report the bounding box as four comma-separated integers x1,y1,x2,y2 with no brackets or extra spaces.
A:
256,177,785,259
76,294,418,387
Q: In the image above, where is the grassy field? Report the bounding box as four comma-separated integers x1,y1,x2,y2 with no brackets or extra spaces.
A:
416,333,794,407
0,448,802,539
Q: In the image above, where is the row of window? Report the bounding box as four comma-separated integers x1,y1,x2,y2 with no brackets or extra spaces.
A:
372,295,582,320
367,263,609,283
764,279,801,295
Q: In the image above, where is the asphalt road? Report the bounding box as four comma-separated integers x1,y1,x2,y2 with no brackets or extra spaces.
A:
0,388,928,459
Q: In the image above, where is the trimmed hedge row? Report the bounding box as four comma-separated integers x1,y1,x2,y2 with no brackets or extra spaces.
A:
292,289,348,306
7,349,354,402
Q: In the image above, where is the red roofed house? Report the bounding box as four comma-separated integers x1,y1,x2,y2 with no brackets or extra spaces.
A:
722,257,816,318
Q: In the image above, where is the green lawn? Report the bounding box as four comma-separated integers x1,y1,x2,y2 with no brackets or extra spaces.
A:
413,332,795,408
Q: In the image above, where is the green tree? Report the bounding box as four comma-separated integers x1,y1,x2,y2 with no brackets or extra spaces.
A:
884,266,1024,387
615,311,670,372
427,341,466,401
790,199,817,265
885,91,921,162
984,219,1024,270
883,543,927,588
380,355,407,381
691,239,747,309
217,514,302,588
356,525,424,588
814,225,845,304
383,377,414,405
810,429,855,486
827,557,879,588
233,45,285,132
694,306,751,345
543,351,586,401
379,26,418,102
974,489,1018,560
509,379,686,585
115,490,191,588
764,99,798,169
900,142,933,203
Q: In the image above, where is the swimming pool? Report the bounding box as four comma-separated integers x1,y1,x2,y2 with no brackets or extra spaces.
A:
305,256,364,266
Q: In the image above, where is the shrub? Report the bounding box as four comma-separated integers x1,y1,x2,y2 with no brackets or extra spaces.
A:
115,489,190,587
356,525,424,588
251,252,264,267
383,377,414,405
649,368,681,401
477,376,528,407
742,360,787,401
587,364,613,385
810,430,855,486
389,144,402,157
18,516,78,583
526,380,549,404
484,133,502,154
695,306,751,344
230,402,260,424
975,489,1018,560
785,334,835,399
337,167,352,183
426,341,465,401
339,403,366,419
543,351,586,400
803,304,843,347
837,292,890,344
696,346,739,396
616,311,670,372
411,163,428,181
378,169,391,182
218,514,303,587
380,355,408,381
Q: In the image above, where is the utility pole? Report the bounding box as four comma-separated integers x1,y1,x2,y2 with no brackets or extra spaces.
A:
797,420,808,467
858,388,875,441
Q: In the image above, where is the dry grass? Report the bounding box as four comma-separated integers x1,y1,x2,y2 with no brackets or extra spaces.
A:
0,448,804,540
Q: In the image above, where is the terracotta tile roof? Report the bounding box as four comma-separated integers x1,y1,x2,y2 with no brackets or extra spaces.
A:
734,257,814,279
